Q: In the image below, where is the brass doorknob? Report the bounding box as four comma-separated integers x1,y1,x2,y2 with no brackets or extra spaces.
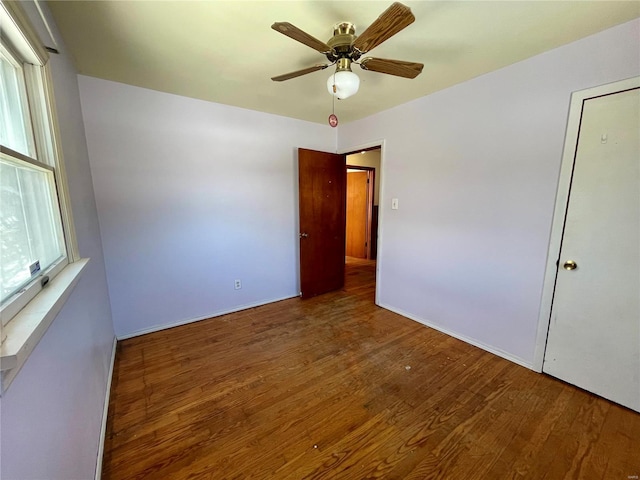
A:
563,260,577,271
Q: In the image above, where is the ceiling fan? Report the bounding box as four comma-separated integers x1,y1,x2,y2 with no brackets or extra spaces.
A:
271,2,424,100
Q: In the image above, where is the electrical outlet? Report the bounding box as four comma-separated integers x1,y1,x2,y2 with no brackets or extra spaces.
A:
234,279,242,290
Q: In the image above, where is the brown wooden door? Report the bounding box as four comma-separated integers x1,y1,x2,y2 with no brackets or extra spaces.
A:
298,148,346,298
346,171,368,258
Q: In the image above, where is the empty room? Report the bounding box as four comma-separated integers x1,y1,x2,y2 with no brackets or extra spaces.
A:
1,1,639,479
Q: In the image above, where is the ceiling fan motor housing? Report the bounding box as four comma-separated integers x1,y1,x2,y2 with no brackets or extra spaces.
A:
326,22,360,62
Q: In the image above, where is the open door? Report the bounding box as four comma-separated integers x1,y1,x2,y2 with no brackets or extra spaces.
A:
298,148,346,298
346,170,368,258
346,168,374,259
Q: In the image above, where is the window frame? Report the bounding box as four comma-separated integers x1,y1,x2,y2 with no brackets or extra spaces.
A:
1,14,70,324
1,41,37,157
0,0,83,392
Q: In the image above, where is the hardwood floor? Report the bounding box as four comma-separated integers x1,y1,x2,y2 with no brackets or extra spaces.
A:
102,258,640,479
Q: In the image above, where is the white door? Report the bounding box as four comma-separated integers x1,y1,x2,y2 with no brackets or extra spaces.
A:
543,87,639,412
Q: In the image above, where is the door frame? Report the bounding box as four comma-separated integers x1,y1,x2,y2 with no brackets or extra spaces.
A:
533,76,640,371
346,165,375,259
339,140,385,305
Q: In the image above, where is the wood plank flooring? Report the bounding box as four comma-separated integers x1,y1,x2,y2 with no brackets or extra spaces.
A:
102,257,640,479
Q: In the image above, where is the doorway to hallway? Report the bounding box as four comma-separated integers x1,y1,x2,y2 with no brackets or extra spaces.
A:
296,146,381,300
345,147,381,295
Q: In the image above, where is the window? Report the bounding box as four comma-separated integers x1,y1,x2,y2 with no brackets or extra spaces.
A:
0,1,79,344
1,45,68,322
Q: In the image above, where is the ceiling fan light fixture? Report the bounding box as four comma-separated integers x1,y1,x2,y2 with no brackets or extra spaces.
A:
327,58,360,99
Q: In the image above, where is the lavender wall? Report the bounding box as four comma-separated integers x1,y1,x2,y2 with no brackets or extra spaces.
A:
0,2,115,479
338,19,640,367
78,77,336,338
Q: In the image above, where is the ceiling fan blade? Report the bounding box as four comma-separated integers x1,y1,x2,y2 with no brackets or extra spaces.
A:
352,2,415,54
271,64,330,82
271,22,332,53
359,57,423,79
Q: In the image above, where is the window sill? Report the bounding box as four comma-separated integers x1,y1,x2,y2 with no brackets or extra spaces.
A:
0,258,89,393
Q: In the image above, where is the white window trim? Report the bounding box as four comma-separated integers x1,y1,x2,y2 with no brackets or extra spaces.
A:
0,259,89,389
0,0,86,393
41,61,80,262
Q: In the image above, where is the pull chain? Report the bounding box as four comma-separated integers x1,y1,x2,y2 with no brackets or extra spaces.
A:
328,72,338,128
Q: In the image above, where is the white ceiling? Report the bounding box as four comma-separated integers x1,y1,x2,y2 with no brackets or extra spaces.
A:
47,1,639,125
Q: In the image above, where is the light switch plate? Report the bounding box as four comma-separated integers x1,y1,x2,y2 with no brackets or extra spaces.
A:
391,198,399,210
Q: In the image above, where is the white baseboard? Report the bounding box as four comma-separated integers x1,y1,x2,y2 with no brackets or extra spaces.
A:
95,336,117,480
379,303,534,370
116,295,299,340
